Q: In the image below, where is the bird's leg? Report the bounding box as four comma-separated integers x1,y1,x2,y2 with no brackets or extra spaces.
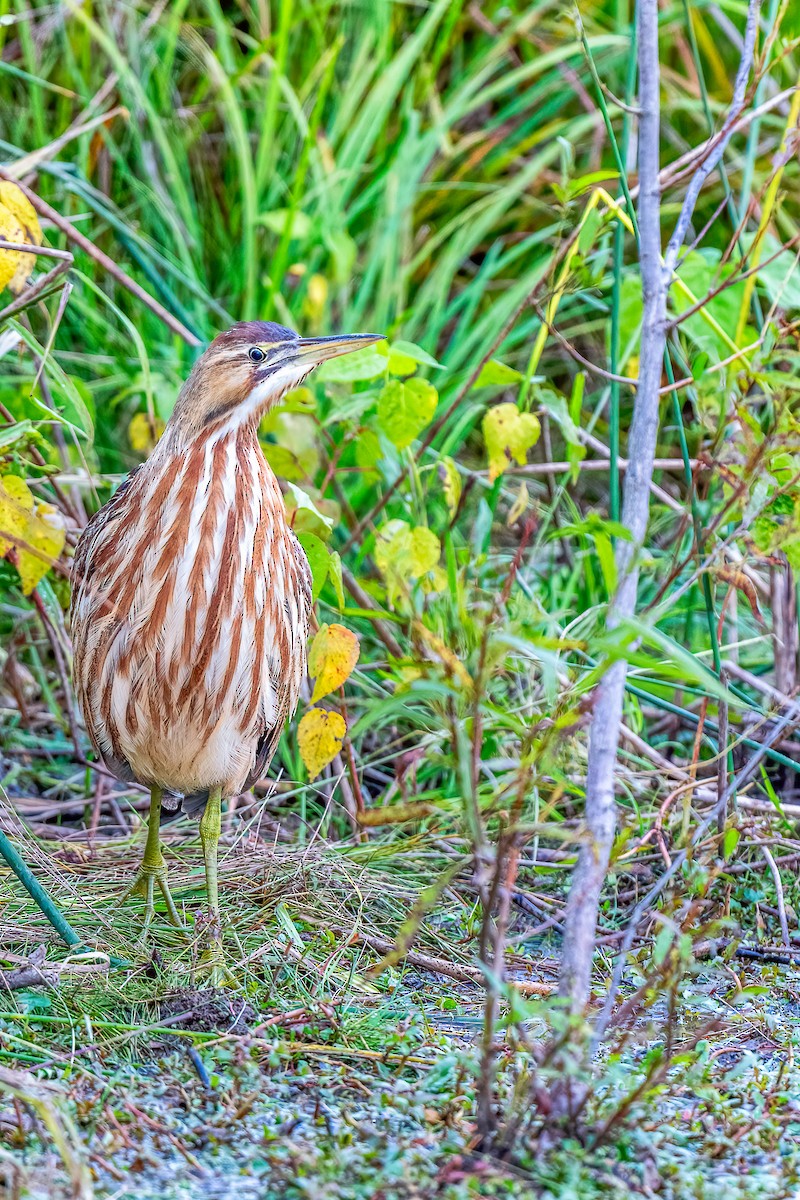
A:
198,786,234,986
124,784,184,937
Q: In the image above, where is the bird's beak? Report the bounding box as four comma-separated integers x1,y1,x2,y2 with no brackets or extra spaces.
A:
293,332,383,367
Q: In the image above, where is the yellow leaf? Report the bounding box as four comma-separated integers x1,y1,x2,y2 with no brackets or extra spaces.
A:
0,205,25,294
128,412,165,454
438,457,461,520
302,273,328,325
482,402,541,482
0,475,33,556
308,622,360,703
358,802,435,827
412,619,473,690
17,503,65,595
0,476,64,594
374,520,441,607
298,708,346,779
0,182,42,295
386,347,418,376
507,481,530,526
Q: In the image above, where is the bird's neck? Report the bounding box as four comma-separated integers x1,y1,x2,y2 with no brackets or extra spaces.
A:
162,409,268,458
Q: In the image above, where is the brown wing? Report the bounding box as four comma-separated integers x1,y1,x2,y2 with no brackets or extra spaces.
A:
242,529,312,791
69,471,141,783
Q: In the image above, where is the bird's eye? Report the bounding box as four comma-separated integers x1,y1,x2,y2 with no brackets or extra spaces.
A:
248,347,266,363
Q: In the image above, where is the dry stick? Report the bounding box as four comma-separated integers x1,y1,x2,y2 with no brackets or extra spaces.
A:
0,259,71,324
299,914,553,995
663,0,761,273
0,241,72,262
579,427,684,513
761,843,791,947
477,836,523,1141
511,456,696,476
557,0,667,1013
6,107,129,183
557,0,762,1017
0,172,201,348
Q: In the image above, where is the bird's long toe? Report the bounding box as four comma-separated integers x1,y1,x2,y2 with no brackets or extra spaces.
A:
124,862,185,939
197,925,236,988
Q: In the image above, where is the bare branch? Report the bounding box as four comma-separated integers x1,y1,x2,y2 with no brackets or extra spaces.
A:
664,0,762,274
557,0,761,1017
557,0,667,1013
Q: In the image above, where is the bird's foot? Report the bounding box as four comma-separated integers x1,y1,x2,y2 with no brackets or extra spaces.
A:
196,920,236,988
123,856,185,940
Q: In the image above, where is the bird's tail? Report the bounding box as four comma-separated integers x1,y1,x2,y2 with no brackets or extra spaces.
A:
160,789,208,822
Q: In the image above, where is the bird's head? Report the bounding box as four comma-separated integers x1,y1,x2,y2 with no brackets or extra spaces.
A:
170,320,382,436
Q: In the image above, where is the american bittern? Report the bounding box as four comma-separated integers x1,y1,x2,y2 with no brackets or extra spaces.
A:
71,322,379,980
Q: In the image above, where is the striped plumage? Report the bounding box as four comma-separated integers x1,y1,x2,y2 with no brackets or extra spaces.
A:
70,321,379,976
71,415,310,800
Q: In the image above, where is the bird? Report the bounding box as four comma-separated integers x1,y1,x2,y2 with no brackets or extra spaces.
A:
70,321,380,981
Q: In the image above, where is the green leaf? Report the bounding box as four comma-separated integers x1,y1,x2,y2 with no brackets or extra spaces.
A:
262,443,306,482
566,169,620,199
354,428,382,470
759,763,785,820
277,386,316,413
377,378,437,450
671,249,751,361
613,273,643,371
474,359,524,388
747,232,800,310
374,519,442,606
594,530,616,596
296,531,329,602
690,351,709,381
258,209,312,239
316,345,388,383
722,827,740,860
577,207,602,257
652,925,674,968
323,391,379,426
536,386,582,449
0,419,33,451
327,550,344,608
387,340,442,371
567,373,586,482
284,483,335,540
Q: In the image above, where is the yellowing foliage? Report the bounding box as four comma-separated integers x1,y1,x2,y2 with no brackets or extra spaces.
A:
374,519,444,606
298,708,346,779
482,402,540,482
308,622,360,702
128,412,165,454
438,457,461,520
0,181,42,295
0,476,65,594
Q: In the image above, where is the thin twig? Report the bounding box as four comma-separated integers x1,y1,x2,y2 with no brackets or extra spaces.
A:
0,171,201,347
761,843,791,947
663,0,761,273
